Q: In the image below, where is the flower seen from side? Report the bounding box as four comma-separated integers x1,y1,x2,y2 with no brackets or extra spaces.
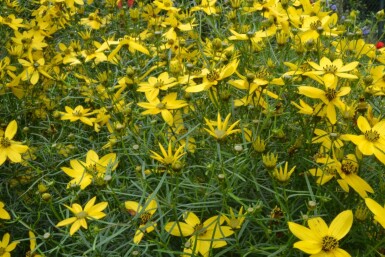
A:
204,113,240,141
150,141,186,167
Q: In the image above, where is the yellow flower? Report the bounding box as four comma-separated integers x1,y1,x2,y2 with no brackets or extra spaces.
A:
288,210,353,257
298,82,351,124
125,196,157,244
0,202,10,220
185,60,239,93
150,141,186,166
262,152,278,170
312,126,344,150
164,212,234,257
0,14,25,30
79,10,106,29
365,198,385,229
303,57,358,86
0,233,18,257
204,113,240,140
137,92,188,126
334,154,374,198
272,162,296,183
137,72,178,100
191,0,217,15
60,105,96,126
56,197,108,236
342,116,385,165
61,150,118,189
0,120,29,165
18,57,53,85
27,231,42,257
224,206,245,230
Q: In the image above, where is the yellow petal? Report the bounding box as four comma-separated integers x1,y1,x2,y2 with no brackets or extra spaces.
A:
288,222,320,242
70,220,82,235
356,116,371,133
307,217,328,238
5,120,17,139
328,210,353,240
293,240,322,254
183,212,201,227
164,221,194,236
57,217,77,227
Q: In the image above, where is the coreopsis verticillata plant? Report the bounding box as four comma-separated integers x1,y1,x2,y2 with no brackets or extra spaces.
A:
18,57,53,85
365,198,385,229
0,120,29,166
137,92,188,126
262,152,278,170
334,154,374,198
165,212,234,257
137,72,178,100
56,197,108,236
309,153,338,185
288,210,353,257
303,57,359,87
27,231,42,257
0,233,18,257
81,41,107,64
61,150,118,189
0,14,25,30
228,71,280,109
190,0,217,15
104,35,150,60
342,116,385,165
150,140,186,167
79,10,107,30
153,0,180,12
291,99,324,117
223,207,245,230
0,202,10,220
272,162,296,184
125,196,157,244
204,113,241,141
60,105,96,126
312,125,344,150
185,60,239,93
298,80,351,124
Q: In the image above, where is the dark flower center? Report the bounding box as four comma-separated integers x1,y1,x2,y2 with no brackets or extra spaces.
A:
325,88,337,101
156,103,165,109
341,160,357,175
310,20,322,30
76,211,88,219
140,212,151,225
207,70,220,82
194,223,207,236
154,80,164,88
365,129,380,142
323,64,338,74
0,137,11,148
322,236,339,251
72,110,82,117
